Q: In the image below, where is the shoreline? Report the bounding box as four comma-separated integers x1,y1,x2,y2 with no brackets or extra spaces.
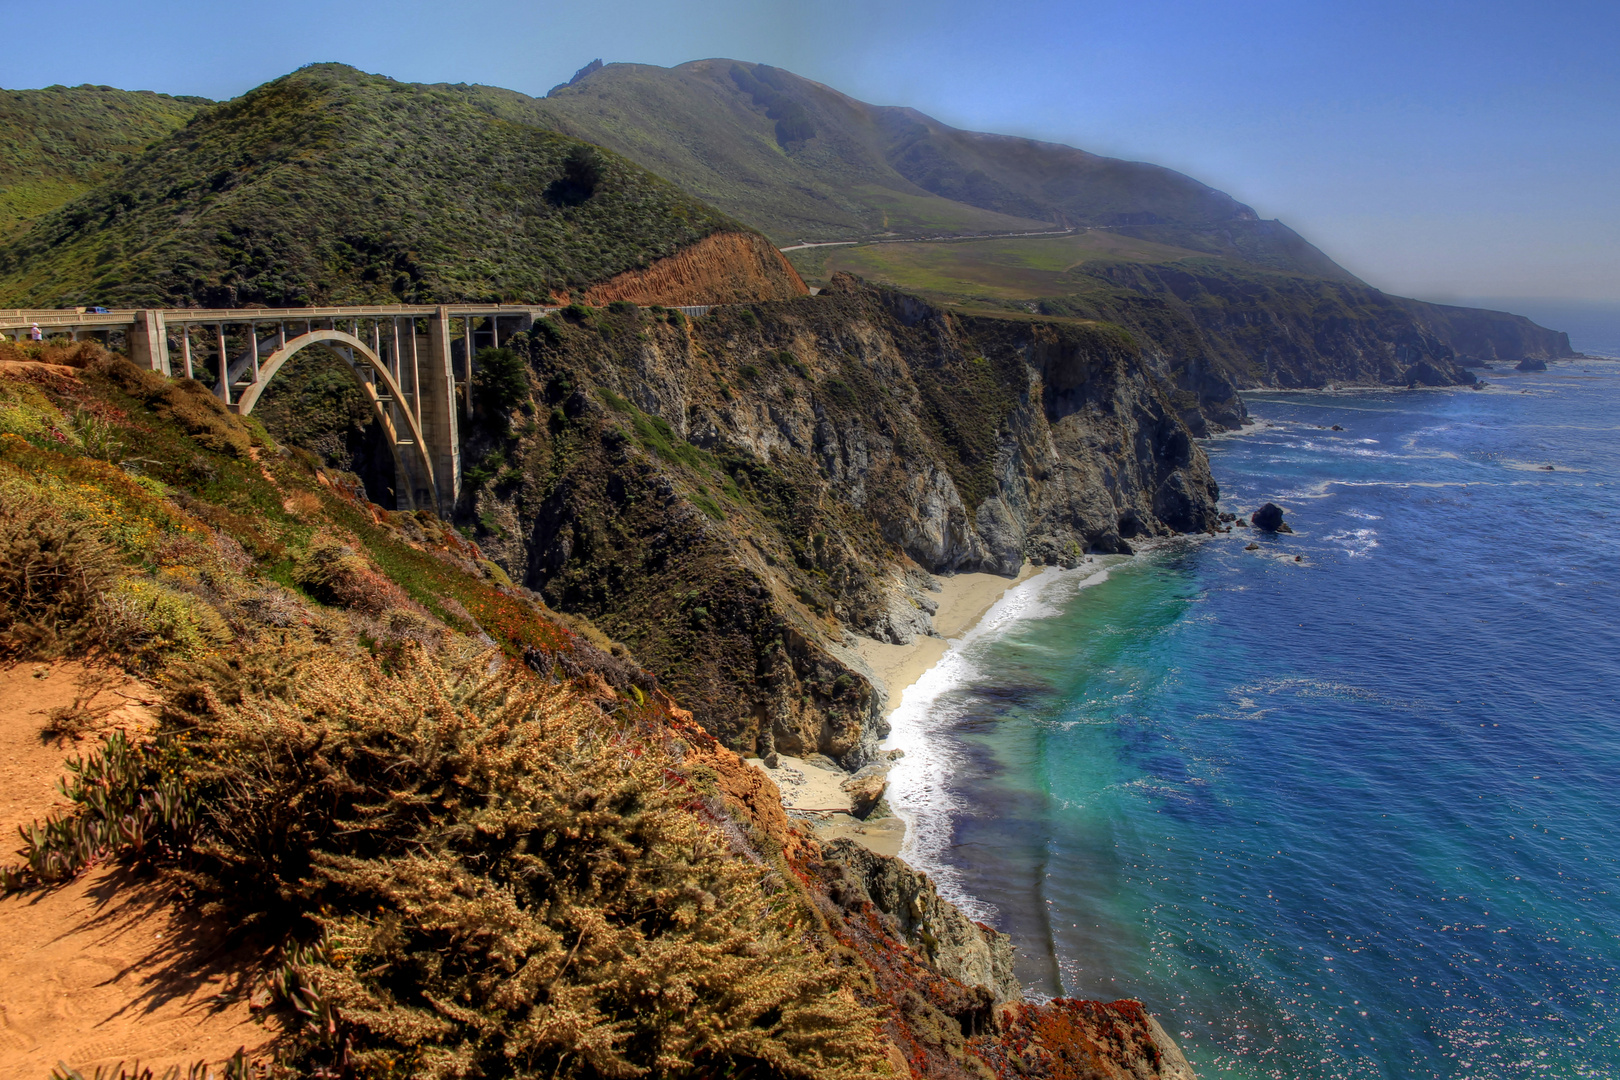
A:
760,564,1046,861
856,561,1045,722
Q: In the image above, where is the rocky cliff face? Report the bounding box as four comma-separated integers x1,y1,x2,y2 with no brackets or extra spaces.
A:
1395,297,1576,366
1039,261,1575,431
462,276,1218,768
1064,261,1485,389
822,838,1021,1006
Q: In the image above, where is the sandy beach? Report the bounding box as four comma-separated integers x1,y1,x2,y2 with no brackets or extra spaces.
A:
746,564,1044,860
857,562,1043,720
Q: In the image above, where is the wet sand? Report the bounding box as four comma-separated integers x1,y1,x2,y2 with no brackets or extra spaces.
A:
788,563,1042,860
856,563,1041,719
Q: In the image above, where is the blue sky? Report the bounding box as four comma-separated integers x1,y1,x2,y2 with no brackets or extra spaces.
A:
3,0,1616,304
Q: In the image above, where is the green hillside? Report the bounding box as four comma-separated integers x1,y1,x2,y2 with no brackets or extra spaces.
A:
0,64,739,308
525,59,1356,280
789,230,1212,299
0,83,206,242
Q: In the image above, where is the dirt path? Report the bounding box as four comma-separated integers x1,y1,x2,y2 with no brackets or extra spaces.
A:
0,662,276,1077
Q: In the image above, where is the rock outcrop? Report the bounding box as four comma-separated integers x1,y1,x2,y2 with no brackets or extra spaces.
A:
821,837,1021,1006
461,277,1219,767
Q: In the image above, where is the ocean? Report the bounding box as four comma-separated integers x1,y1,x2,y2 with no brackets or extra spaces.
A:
885,355,1620,1079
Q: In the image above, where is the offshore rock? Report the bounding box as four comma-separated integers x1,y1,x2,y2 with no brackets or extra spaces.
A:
1516,357,1549,372
1251,502,1286,532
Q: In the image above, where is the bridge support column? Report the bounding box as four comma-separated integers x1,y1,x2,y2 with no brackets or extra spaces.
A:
215,324,231,405
421,308,462,518
127,310,170,374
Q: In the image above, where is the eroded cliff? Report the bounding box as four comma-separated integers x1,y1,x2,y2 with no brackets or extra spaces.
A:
459,276,1218,767
582,230,809,306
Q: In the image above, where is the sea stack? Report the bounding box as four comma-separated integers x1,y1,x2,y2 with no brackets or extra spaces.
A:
1252,502,1293,533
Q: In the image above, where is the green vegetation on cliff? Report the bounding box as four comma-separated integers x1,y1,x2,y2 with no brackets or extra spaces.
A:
0,83,207,241
0,64,739,308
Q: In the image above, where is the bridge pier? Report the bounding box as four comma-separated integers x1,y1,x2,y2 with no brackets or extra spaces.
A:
127,310,170,375
423,308,462,517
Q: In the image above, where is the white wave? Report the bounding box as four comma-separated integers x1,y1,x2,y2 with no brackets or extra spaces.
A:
882,558,1128,916
1323,527,1379,556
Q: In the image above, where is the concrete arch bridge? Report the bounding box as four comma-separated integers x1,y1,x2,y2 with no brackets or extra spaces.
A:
1,303,711,514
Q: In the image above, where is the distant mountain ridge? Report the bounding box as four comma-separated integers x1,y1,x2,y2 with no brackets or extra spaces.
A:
516,59,1571,411
0,61,1575,406
527,59,1356,281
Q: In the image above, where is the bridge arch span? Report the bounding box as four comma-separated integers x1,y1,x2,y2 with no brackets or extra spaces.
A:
235,329,438,511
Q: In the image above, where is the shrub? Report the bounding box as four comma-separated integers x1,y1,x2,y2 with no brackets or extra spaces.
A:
532,317,564,347
103,575,232,662
71,406,124,461
0,490,121,658
546,144,606,206
151,645,889,1078
0,338,115,369
472,346,530,416
294,534,415,617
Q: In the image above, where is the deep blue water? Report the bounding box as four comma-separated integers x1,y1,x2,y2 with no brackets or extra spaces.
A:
886,359,1620,1079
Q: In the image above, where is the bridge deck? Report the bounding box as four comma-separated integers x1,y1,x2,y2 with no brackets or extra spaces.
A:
0,302,714,334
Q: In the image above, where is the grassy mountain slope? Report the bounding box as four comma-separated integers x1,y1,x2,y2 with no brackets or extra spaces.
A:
0,83,207,242
790,231,1214,299
521,59,1569,402
527,58,1355,280
0,64,764,309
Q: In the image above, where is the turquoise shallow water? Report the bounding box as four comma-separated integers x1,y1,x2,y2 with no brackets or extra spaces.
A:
885,359,1620,1079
